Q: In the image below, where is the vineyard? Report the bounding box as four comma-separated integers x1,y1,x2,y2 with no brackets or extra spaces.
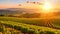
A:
0,17,60,34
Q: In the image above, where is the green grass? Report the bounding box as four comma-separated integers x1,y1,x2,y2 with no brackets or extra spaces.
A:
52,19,60,28
0,17,60,34
0,21,60,34
0,17,60,27
0,17,42,26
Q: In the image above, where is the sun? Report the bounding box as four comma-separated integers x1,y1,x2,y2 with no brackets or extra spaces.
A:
42,2,53,13
43,3,51,10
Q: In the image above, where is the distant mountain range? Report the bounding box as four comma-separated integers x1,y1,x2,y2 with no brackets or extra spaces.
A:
0,8,60,16
0,8,40,15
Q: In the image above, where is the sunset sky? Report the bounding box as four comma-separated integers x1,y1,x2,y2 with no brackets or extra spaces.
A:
0,0,60,9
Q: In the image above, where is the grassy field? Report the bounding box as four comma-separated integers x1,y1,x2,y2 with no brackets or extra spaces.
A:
0,17,60,28
0,17,60,34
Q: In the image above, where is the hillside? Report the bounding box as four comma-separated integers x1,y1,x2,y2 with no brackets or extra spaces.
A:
0,17,60,34
0,8,41,15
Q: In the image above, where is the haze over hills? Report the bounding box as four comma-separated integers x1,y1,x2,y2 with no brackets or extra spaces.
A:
0,8,40,15
0,8,60,17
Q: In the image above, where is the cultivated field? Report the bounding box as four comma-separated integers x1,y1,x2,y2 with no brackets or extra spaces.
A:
0,17,60,34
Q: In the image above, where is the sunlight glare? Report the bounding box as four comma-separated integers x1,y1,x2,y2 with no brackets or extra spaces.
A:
42,2,53,13
43,3,51,10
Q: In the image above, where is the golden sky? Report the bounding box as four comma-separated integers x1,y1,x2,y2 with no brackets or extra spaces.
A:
0,0,60,9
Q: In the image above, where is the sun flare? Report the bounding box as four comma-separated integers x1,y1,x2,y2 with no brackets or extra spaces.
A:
43,3,52,10
42,2,53,13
